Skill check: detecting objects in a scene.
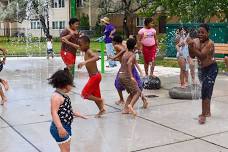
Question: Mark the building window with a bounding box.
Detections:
[59,21,65,29]
[136,17,145,27]
[51,0,65,8]
[52,21,59,29]
[31,21,41,29]
[77,0,84,8]
[52,21,65,29]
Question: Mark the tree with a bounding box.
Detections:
[0,0,27,23]
[97,0,153,37]
[0,0,50,37]
[141,0,228,23]
[79,14,90,30]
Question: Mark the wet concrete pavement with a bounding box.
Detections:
[0,57,228,152]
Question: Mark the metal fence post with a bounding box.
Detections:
[71,0,76,17]
[100,42,105,74]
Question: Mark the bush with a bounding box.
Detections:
[94,22,104,37]
[79,14,90,30]
[157,34,167,59]
[53,37,61,42]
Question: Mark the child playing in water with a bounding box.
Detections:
[110,35,148,109]
[0,47,9,105]
[118,38,141,116]
[187,24,218,124]
[47,35,54,59]
[78,36,106,118]
[49,69,86,152]
[176,27,195,88]
[109,35,126,105]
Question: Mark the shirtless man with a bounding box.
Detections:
[78,36,105,117]
[118,38,141,116]
[187,24,218,124]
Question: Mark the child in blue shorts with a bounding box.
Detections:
[48,69,87,151]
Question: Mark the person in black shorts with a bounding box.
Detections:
[187,24,218,124]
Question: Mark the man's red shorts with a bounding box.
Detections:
[60,50,76,65]
[81,72,102,99]
[142,45,156,64]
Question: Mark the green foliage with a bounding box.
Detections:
[141,0,228,23]
[0,0,27,22]
[1,0,50,37]
[0,36,100,56]
[157,34,167,59]
[94,22,103,37]
[79,14,90,30]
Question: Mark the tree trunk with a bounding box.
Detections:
[129,14,134,36]
[123,14,130,38]
[33,1,50,38]
[39,15,50,37]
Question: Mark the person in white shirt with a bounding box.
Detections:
[47,35,54,59]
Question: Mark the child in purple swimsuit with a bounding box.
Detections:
[111,35,148,108]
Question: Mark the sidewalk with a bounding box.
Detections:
[0,57,228,152]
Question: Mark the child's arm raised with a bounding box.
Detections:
[51,94,68,138]
[175,38,184,55]
[78,50,99,69]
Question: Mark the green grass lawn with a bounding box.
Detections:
[0,41,101,56]
[138,56,227,72]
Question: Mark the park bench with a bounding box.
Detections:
[214,43,228,59]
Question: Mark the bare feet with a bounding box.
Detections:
[206,113,211,117]
[95,109,106,118]
[2,80,9,91]
[1,96,7,105]
[122,108,129,114]
[115,100,125,105]
[149,75,157,78]
[198,115,206,124]
[199,113,211,117]
[185,82,188,87]
[180,85,186,89]
[127,105,137,117]
[142,97,148,109]
[192,80,197,85]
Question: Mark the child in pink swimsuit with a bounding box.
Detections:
[138,18,158,77]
